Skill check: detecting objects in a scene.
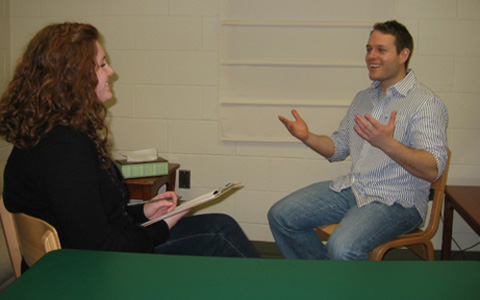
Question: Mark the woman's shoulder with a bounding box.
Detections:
[41,126,92,146]
[33,126,96,160]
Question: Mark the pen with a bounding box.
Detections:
[127,196,182,206]
[213,182,235,195]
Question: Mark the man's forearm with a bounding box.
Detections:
[382,140,438,182]
[303,133,336,159]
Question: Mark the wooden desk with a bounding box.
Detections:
[1,249,479,299]
[441,185,480,260]
[124,163,180,200]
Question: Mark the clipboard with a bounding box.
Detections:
[141,182,242,227]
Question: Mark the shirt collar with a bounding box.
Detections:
[370,69,417,98]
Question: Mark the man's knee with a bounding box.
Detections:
[326,235,369,260]
[268,198,293,226]
[267,201,282,226]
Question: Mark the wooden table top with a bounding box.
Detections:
[445,185,480,235]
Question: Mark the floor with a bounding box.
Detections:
[252,241,480,260]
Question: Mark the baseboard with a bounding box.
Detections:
[253,241,283,259]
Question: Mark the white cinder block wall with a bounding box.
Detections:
[0,0,10,188]
[0,0,479,251]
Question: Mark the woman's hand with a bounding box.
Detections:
[163,209,191,229]
[143,191,178,220]
[143,191,191,229]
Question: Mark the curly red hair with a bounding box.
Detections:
[0,22,110,159]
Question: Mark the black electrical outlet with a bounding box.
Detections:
[179,170,191,189]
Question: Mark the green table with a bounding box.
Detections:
[1,249,479,299]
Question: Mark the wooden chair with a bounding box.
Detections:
[0,197,21,278]
[0,197,61,278]
[315,149,451,261]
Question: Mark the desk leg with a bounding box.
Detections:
[166,171,177,192]
[441,195,454,260]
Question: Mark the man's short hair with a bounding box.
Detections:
[372,20,414,69]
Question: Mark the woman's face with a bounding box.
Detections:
[95,41,115,103]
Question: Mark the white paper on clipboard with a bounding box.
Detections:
[141,182,241,227]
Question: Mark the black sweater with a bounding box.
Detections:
[3,126,169,252]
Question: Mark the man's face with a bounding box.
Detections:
[365,30,409,91]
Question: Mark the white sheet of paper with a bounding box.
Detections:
[141,182,241,227]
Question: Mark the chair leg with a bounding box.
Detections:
[407,244,428,260]
[424,243,435,261]
[369,246,387,261]
[407,242,435,261]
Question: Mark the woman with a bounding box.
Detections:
[0,23,259,258]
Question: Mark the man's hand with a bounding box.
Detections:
[278,109,309,142]
[279,109,335,158]
[354,111,397,150]
[354,110,439,182]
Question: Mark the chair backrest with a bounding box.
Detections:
[0,197,22,278]
[14,212,62,267]
[0,197,61,278]
[422,148,451,238]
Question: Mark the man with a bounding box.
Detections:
[268,20,448,260]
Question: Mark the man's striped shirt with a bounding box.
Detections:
[328,70,448,221]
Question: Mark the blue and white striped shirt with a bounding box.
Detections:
[328,70,448,221]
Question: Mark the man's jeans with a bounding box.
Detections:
[268,181,422,260]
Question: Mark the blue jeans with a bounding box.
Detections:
[268,181,422,260]
[154,214,259,258]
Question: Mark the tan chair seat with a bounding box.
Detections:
[0,197,61,278]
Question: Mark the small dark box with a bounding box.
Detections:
[179,170,191,189]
